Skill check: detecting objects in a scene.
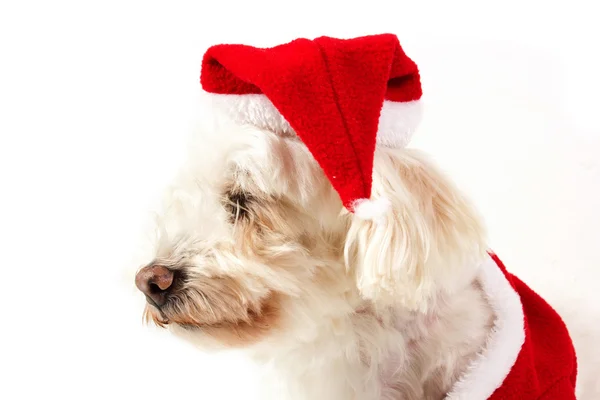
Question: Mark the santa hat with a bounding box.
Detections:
[200,33,423,221]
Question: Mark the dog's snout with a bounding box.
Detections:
[135,265,175,307]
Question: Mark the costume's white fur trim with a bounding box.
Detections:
[207,93,422,149]
[445,254,526,400]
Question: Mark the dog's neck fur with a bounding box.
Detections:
[249,261,494,400]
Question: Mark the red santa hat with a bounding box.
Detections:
[200,33,423,221]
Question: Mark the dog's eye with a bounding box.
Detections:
[223,189,252,222]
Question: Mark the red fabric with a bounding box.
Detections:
[200,34,422,210]
[489,253,577,399]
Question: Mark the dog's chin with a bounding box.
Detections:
[142,292,282,348]
[143,304,171,328]
[143,303,211,330]
[143,305,215,331]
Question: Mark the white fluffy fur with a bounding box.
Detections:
[139,122,525,400]
[352,197,392,223]
[208,93,423,148]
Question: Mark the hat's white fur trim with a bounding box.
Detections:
[445,254,526,399]
[207,93,422,149]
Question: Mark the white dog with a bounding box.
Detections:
[135,34,577,399]
[136,122,499,399]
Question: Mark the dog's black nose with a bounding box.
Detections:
[135,265,174,307]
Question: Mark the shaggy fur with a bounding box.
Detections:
[137,123,494,399]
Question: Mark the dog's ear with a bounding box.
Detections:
[343,149,488,311]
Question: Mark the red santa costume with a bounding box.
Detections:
[200,33,578,399]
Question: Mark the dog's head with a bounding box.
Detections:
[135,125,487,350]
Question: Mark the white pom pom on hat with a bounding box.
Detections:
[352,197,393,225]
[200,33,423,220]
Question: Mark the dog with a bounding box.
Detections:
[135,122,498,399]
[134,32,578,400]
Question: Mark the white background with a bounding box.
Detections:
[1,0,599,398]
